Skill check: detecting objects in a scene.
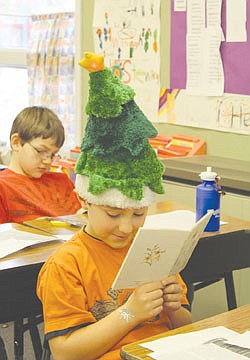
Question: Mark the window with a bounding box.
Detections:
[0,67,28,144]
[0,1,76,154]
[0,11,29,148]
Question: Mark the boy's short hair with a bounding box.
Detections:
[10,106,65,147]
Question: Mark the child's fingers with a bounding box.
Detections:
[140,281,164,292]
[163,282,182,296]
[161,275,179,287]
[163,291,182,303]
[126,284,164,321]
[163,300,181,312]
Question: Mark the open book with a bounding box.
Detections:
[112,210,213,289]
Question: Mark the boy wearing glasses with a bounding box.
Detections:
[0,106,81,223]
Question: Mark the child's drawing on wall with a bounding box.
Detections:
[158,88,179,123]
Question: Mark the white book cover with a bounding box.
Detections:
[112,210,213,289]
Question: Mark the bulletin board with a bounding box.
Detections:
[158,0,250,134]
[171,0,250,94]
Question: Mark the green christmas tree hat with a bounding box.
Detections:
[75,51,165,209]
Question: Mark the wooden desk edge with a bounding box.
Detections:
[121,304,250,360]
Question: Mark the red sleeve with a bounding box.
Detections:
[0,184,8,223]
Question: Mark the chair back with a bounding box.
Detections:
[181,229,250,310]
[42,339,51,360]
[0,336,8,360]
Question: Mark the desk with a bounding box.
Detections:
[0,202,249,358]
[0,216,86,318]
[161,155,250,196]
[1,202,248,271]
[0,213,87,272]
[0,218,84,360]
[148,201,250,234]
[121,304,250,359]
[149,202,250,310]
[1,202,249,301]
[0,202,249,310]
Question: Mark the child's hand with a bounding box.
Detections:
[124,281,164,323]
[161,275,182,313]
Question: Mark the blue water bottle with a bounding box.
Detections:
[196,166,222,232]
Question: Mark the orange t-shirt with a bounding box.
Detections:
[0,169,81,223]
[37,229,190,360]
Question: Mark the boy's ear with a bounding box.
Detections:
[74,190,88,210]
[10,133,22,151]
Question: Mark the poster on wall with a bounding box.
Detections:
[161,90,250,134]
[157,0,250,134]
[93,0,161,122]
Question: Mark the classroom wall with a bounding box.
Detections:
[80,0,250,162]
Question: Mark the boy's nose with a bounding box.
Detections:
[118,220,133,234]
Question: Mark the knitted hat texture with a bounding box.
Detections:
[75,52,165,208]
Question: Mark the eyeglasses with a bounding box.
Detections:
[28,142,60,160]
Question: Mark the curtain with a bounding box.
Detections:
[27,12,75,150]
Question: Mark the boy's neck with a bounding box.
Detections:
[8,157,26,176]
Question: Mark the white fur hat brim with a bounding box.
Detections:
[75,174,156,209]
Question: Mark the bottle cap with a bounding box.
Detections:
[199,166,217,180]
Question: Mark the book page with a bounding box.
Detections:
[144,210,196,230]
[112,227,189,289]
[169,211,212,275]
[112,210,212,289]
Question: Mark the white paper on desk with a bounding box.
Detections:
[112,210,212,289]
[152,343,247,360]
[0,228,57,259]
[225,331,250,349]
[141,326,238,357]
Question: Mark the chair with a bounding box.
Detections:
[0,336,8,360]
[181,229,250,311]
[14,315,43,360]
[0,263,44,360]
[41,339,51,360]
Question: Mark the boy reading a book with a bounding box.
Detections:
[0,106,81,223]
[37,52,192,360]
